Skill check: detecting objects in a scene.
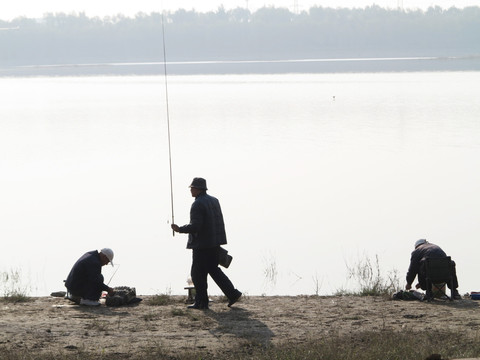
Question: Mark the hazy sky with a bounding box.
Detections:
[1,0,478,20]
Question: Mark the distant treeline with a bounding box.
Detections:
[1,6,479,72]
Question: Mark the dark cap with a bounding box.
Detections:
[189,177,208,190]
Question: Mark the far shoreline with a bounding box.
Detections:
[1,56,480,77]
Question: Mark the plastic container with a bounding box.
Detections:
[470,292,480,300]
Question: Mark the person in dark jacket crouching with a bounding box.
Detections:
[405,239,461,299]
[171,177,242,310]
[65,248,115,306]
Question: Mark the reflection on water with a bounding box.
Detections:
[0,72,479,296]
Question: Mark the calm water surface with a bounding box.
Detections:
[1,72,479,296]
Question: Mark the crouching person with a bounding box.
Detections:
[65,248,115,306]
[405,239,461,299]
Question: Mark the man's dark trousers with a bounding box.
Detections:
[418,260,459,290]
[191,246,236,306]
[69,274,105,301]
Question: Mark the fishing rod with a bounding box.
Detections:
[161,11,175,236]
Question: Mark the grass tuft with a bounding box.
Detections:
[0,293,31,303]
[0,269,31,303]
[336,254,400,296]
[146,293,178,306]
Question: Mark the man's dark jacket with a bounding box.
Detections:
[406,243,447,285]
[178,192,227,249]
[65,250,109,295]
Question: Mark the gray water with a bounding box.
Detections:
[1,72,479,297]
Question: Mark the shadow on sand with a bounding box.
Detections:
[206,307,274,347]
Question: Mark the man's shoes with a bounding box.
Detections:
[187,303,208,310]
[65,292,81,305]
[228,291,242,307]
[80,298,101,306]
[452,291,462,300]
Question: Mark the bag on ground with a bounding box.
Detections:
[106,286,142,306]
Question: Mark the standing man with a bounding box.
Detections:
[405,239,461,299]
[65,248,115,306]
[171,177,242,310]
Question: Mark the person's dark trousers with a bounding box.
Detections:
[418,259,459,291]
[191,246,238,306]
[69,275,104,301]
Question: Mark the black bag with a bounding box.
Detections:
[106,286,142,306]
[218,247,233,268]
[392,290,424,301]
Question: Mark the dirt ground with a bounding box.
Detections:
[1,294,480,358]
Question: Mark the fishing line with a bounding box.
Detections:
[107,264,120,286]
[161,10,175,236]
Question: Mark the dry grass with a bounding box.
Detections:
[145,293,178,306]
[1,329,479,360]
[0,269,31,303]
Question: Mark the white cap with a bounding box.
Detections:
[100,248,114,266]
[414,239,427,249]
